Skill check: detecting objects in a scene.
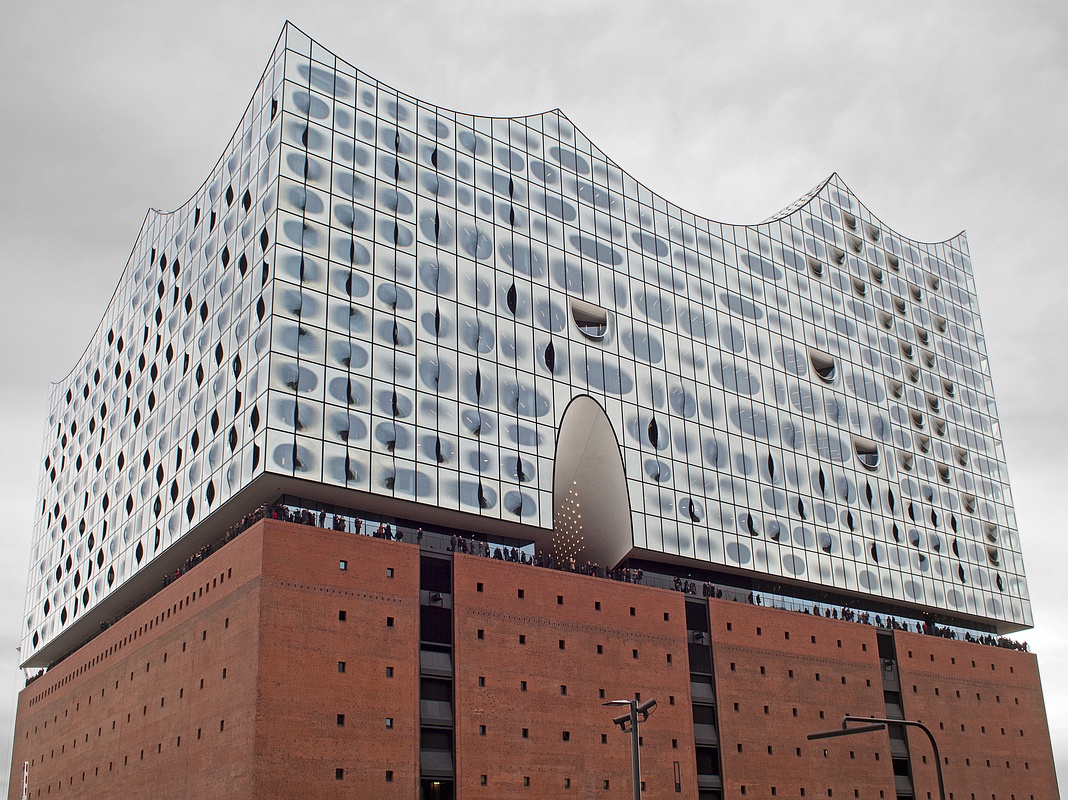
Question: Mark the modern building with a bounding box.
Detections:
[9,22,1057,800]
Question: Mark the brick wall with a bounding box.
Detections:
[895,629,1058,800]
[8,524,1060,800]
[9,524,264,799]
[453,555,696,798]
[711,600,896,799]
[251,519,421,798]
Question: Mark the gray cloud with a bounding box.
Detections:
[1,1,1065,791]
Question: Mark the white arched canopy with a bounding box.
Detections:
[551,396,632,569]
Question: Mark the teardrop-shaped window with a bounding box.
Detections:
[544,341,556,373]
[648,417,659,448]
[507,284,518,315]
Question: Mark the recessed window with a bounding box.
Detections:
[808,256,824,278]
[910,284,923,302]
[899,340,914,361]
[385,718,393,729]
[877,310,893,329]
[386,771,393,783]
[937,464,952,484]
[917,434,931,453]
[338,610,346,621]
[337,714,345,726]
[809,350,837,383]
[336,768,344,781]
[570,298,608,340]
[337,661,346,673]
[851,277,866,297]
[339,560,347,571]
[853,437,880,471]
[870,265,884,284]
[562,731,571,741]
[887,378,904,398]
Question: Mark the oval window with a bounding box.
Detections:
[570,298,608,340]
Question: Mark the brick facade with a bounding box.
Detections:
[9,521,1058,799]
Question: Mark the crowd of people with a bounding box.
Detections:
[31,500,1028,684]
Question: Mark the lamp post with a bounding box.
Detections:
[604,698,657,800]
[808,715,945,800]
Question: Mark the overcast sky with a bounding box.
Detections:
[1,0,1065,793]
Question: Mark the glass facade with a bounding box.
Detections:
[21,23,1029,666]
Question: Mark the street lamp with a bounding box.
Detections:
[808,715,945,800]
[604,698,657,800]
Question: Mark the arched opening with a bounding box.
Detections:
[552,396,632,569]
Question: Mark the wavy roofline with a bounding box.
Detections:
[50,20,970,389]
